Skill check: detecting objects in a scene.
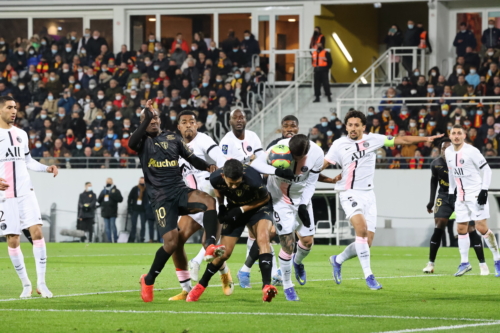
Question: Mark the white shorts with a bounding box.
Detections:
[0,192,42,236]
[339,189,377,233]
[273,200,315,237]
[455,200,490,222]
[177,204,221,228]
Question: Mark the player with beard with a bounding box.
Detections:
[129,100,225,302]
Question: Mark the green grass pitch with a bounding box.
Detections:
[1,243,499,333]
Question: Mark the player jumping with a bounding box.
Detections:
[323,110,443,290]
[187,160,279,302]
[424,138,489,275]
[445,125,500,277]
[0,96,58,298]
[129,100,225,302]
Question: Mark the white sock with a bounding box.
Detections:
[278,249,293,289]
[355,237,372,278]
[293,240,311,265]
[240,264,251,273]
[271,246,278,276]
[336,242,357,264]
[192,246,206,266]
[33,238,47,285]
[246,237,255,258]
[175,270,191,292]
[8,246,31,287]
[482,230,500,261]
[458,233,470,263]
[218,262,229,275]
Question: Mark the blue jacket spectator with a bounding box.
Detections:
[31,141,45,158]
[57,92,76,115]
[465,68,480,88]
[378,87,402,114]
[102,130,118,152]
[453,23,477,56]
[240,31,260,66]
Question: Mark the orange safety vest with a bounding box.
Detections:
[312,49,328,67]
[313,34,324,49]
[419,31,427,49]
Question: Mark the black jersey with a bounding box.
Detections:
[430,157,449,194]
[133,130,196,203]
[210,165,268,207]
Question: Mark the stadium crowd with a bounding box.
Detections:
[0,28,266,168]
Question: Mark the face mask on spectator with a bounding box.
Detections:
[59,113,65,118]
[35,143,42,148]
[86,133,93,138]
[431,72,436,76]
[90,84,98,90]
[65,47,72,53]
[81,49,86,54]
[429,121,436,126]
[233,49,238,52]
[41,41,47,46]
[411,89,417,95]
[447,126,452,130]
[145,84,151,89]
[76,144,83,149]
[367,111,374,116]
[48,95,54,101]
[207,114,214,121]
[442,110,448,116]
[413,71,419,76]
[97,94,104,99]
[115,116,121,120]
[376,154,383,159]
[130,93,137,99]
[123,133,130,138]
[464,121,471,126]
[216,79,222,82]
[419,132,425,136]
[389,125,395,129]
[330,115,336,121]
[427,88,434,93]
[470,69,476,74]
[235,74,241,79]
[40,114,47,119]
[29,135,35,139]
[114,142,121,148]
[19,85,25,90]
[136,112,141,117]
[29,50,35,55]
[336,124,342,129]
[409,122,416,127]
[18,51,24,55]
[51,49,57,54]
[401,111,408,116]
[170,116,176,121]
[95,142,101,148]
[488,51,494,56]
[154,65,160,71]
[181,104,187,108]
[75,84,81,90]
[202,82,209,87]
[49,77,55,81]
[107,134,113,139]
[326,130,333,136]
[106,105,113,112]
[132,69,139,74]
[456,68,463,74]
[145,61,152,66]
[46,133,52,137]
[96,115,103,120]
[191,46,197,51]
[477,110,483,115]
[33,77,39,82]
[321,121,328,127]
[115,95,122,101]
[62,69,69,73]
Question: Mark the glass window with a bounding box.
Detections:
[0,19,28,46]
[33,18,83,44]
[161,14,213,53]
[275,15,299,81]
[456,13,482,51]
[130,15,156,52]
[488,12,500,28]
[258,15,270,51]
[218,13,251,48]
[90,19,113,51]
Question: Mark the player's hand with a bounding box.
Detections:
[477,190,488,205]
[275,168,294,180]
[298,204,311,228]
[217,205,228,222]
[144,99,155,118]
[0,178,9,191]
[448,193,456,205]
[207,164,217,173]
[46,165,58,177]
[333,173,342,184]
[222,207,244,224]
[426,202,433,214]
[426,133,444,142]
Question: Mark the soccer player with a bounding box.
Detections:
[0,96,58,298]
[129,100,225,302]
[424,138,488,275]
[323,110,443,290]
[251,134,325,301]
[445,124,500,277]
[169,110,228,301]
[187,160,279,302]
[238,115,337,288]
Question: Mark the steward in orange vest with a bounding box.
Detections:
[312,43,332,102]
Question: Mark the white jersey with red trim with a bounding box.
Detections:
[179,132,226,195]
[325,133,389,191]
[265,138,324,206]
[219,130,264,165]
[445,143,487,202]
[0,126,47,200]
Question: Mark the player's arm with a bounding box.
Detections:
[250,149,295,180]
[206,139,227,168]
[25,152,58,177]
[128,99,154,152]
[318,173,342,184]
[427,165,439,213]
[322,142,339,170]
[179,135,213,171]
[472,150,492,205]
[394,133,444,145]
[213,188,228,221]
[224,187,270,223]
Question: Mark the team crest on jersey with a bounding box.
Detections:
[363,142,369,148]
[387,136,393,140]
[222,145,228,154]
[247,146,253,152]
[166,135,176,140]
[236,190,243,197]
[0,223,6,230]
[16,136,22,143]
[352,202,358,208]
[301,166,309,172]
[276,223,282,231]
[460,159,465,164]
[155,142,169,150]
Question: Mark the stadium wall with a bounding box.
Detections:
[29,169,500,245]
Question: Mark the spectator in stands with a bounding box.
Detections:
[240,30,260,67]
[311,42,332,103]
[384,24,403,78]
[466,65,480,88]
[97,178,123,243]
[368,117,384,134]
[486,63,499,87]
[314,117,332,135]
[217,82,234,105]
[32,140,45,158]
[453,22,477,57]
[415,75,427,96]
[40,150,57,166]
[452,74,468,96]
[86,30,108,61]
[396,77,411,97]
[402,20,420,75]
[464,46,480,71]
[308,127,327,152]
[482,19,500,50]
[309,26,325,50]
[379,87,401,114]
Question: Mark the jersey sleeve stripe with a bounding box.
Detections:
[254,148,263,153]
[25,152,29,155]
[206,144,218,154]
[310,169,321,173]
[480,162,488,169]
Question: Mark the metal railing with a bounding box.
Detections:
[325,157,500,169]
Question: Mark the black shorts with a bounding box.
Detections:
[221,201,274,238]
[434,193,454,219]
[152,187,194,237]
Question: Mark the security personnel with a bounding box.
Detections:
[453,22,477,57]
[309,26,325,50]
[312,43,332,103]
[77,182,97,242]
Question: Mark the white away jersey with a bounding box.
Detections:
[219,130,264,165]
[179,132,226,194]
[445,143,487,201]
[325,133,392,191]
[0,127,46,200]
[265,138,324,205]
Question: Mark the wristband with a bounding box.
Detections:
[240,207,245,213]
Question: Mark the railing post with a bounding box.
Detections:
[420,48,425,76]
[387,49,392,83]
[295,82,299,113]
[354,82,358,110]
[412,48,417,72]
[371,69,375,98]
[260,113,264,140]
[336,98,341,121]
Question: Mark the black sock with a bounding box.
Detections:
[469,231,485,263]
[145,246,171,285]
[429,228,444,262]
[203,210,218,247]
[244,241,260,268]
[89,230,93,243]
[199,262,223,288]
[259,253,273,288]
[22,229,33,245]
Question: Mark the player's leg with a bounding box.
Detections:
[424,218,448,273]
[252,218,278,302]
[139,211,146,243]
[474,215,500,276]
[6,233,32,298]
[293,202,315,286]
[129,210,138,243]
[454,201,473,276]
[468,222,489,275]
[169,215,202,300]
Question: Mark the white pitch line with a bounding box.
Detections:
[0,308,496,323]
[0,252,197,259]
[377,320,500,332]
